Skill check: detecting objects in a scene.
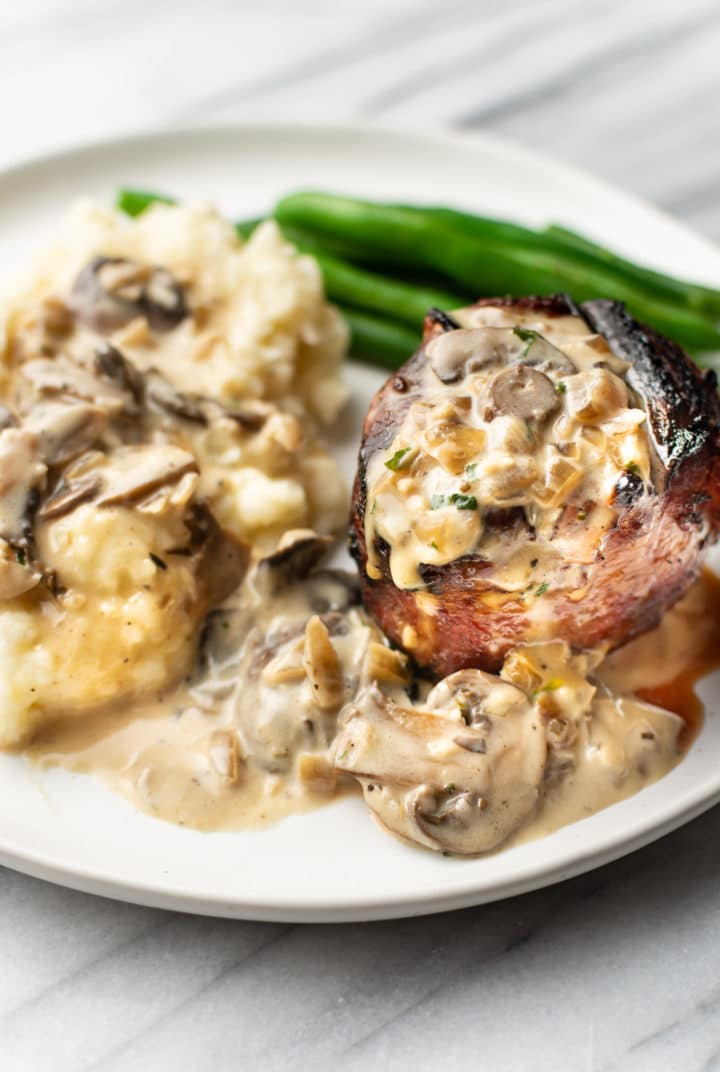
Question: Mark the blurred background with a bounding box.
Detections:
[5,0,720,237]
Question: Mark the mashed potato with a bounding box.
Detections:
[0,202,350,744]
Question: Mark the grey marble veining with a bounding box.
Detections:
[2,1,720,1069]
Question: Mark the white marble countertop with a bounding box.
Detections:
[3,1,720,1068]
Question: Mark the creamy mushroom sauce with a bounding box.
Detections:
[1,206,718,856]
[25,561,720,850]
[365,306,652,595]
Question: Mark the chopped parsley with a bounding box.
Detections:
[15,548,27,566]
[556,381,567,394]
[513,326,539,344]
[464,462,478,480]
[444,783,456,794]
[625,461,641,476]
[385,447,411,471]
[513,325,539,359]
[431,492,478,511]
[535,581,549,596]
[430,540,439,551]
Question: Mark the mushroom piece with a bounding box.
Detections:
[333,669,546,854]
[19,356,133,417]
[71,256,187,333]
[144,370,208,425]
[24,401,109,467]
[37,473,102,522]
[511,329,577,374]
[182,504,250,610]
[489,365,559,421]
[425,325,576,384]
[0,428,49,596]
[0,427,46,544]
[426,327,524,384]
[93,342,144,412]
[95,445,199,508]
[255,529,334,595]
[38,444,199,521]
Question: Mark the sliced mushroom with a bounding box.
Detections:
[224,400,275,433]
[426,325,576,384]
[0,427,46,544]
[255,529,333,595]
[19,356,132,417]
[24,401,109,467]
[144,370,207,425]
[512,330,576,374]
[94,445,199,508]
[333,671,546,854]
[71,256,187,333]
[38,473,103,521]
[489,365,559,421]
[93,342,144,412]
[185,504,250,609]
[426,327,523,384]
[36,444,199,521]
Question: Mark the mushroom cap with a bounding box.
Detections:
[333,669,546,855]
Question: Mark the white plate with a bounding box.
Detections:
[1,123,719,922]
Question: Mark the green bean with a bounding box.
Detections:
[342,308,420,369]
[544,223,720,319]
[275,192,720,352]
[301,250,462,329]
[115,188,177,216]
[394,203,720,319]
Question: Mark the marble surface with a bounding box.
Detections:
[3,1,720,1068]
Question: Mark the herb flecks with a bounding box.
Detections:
[625,461,641,476]
[465,462,478,480]
[513,325,539,359]
[535,581,549,596]
[556,381,567,394]
[385,447,411,471]
[431,492,478,511]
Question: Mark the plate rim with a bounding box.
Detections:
[1,119,720,922]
